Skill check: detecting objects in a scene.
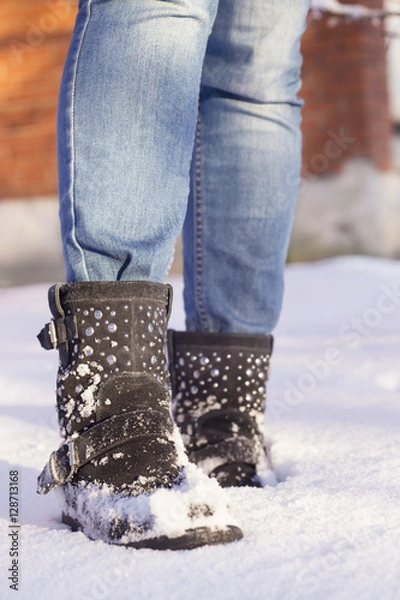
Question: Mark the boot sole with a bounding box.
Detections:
[62,512,243,550]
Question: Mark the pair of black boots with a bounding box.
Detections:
[37,281,273,550]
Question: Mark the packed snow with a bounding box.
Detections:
[1,256,400,599]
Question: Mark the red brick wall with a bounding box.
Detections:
[0,1,78,198]
[0,0,393,199]
[301,0,392,177]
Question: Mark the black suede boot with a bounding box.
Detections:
[168,331,273,487]
[37,282,242,549]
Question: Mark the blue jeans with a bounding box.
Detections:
[58,0,310,334]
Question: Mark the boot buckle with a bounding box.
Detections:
[37,439,79,495]
[65,439,78,481]
[37,316,78,350]
[48,320,58,348]
[48,438,79,484]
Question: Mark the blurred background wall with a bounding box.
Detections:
[0,0,77,285]
[0,0,400,285]
[289,0,400,261]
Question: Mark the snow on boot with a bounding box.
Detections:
[37,282,242,549]
[168,331,273,487]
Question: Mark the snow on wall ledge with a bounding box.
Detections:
[289,149,400,262]
[0,198,64,287]
[311,0,387,17]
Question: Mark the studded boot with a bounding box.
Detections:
[37,282,242,549]
[168,331,273,487]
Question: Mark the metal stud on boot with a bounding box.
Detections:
[37,282,242,549]
[168,331,273,487]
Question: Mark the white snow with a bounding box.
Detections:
[311,0,384,17]
[55,460,239,547]
[1,256,400,599]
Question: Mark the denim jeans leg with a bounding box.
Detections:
[183,0,311,334]
[58,0,218,282]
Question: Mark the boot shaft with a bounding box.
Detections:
[168,331,273,451]
[40,281,172,437]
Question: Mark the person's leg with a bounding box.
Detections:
[171,0,310,486]
[38,0,243,549]
[58,0,218,283]
[183,0,311,334]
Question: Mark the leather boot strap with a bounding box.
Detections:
[37,409,172,495]
[189,436,263,468]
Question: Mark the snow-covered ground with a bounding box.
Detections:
[1,256,400,600]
